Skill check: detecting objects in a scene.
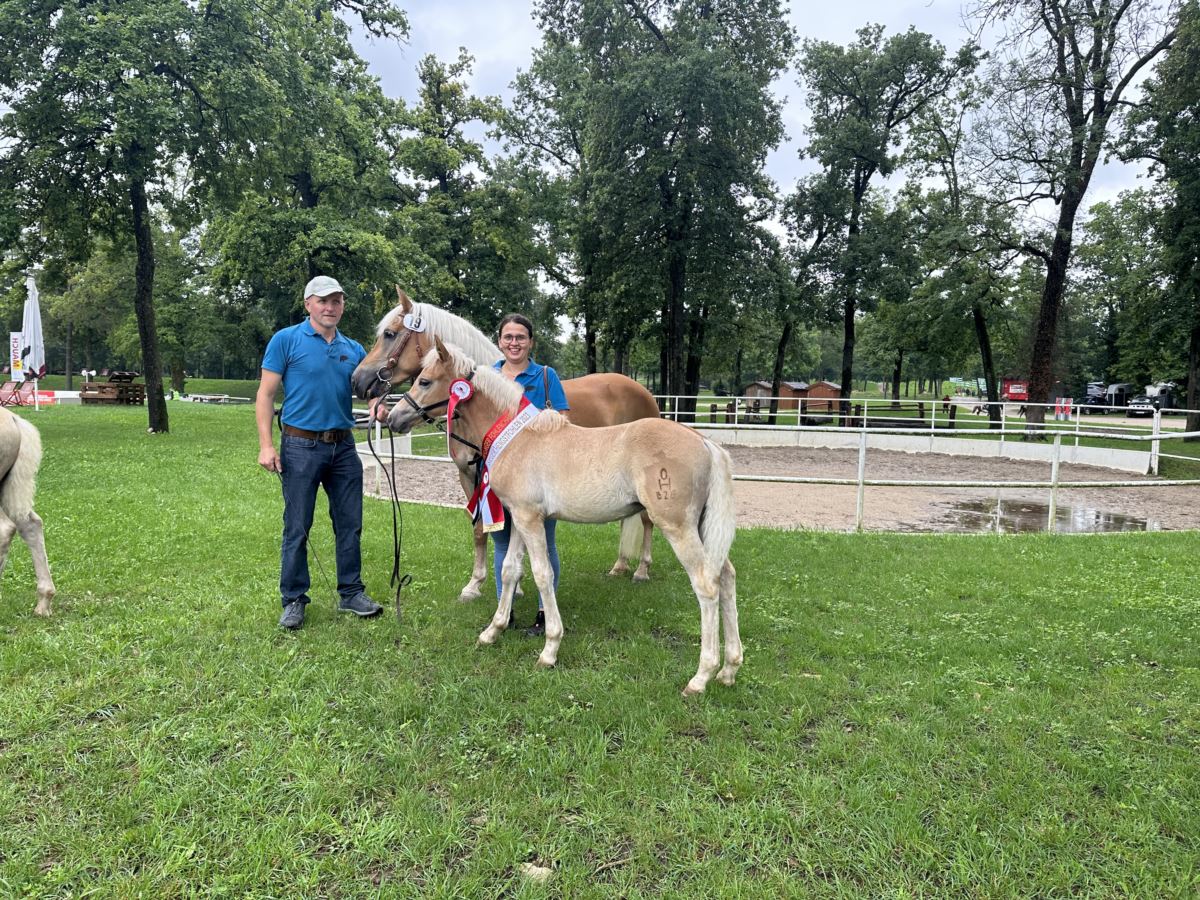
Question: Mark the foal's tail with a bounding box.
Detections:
[0,414,43,519]
[698,439,736,574]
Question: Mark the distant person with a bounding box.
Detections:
[256,275,382,630]
[491,313,569,637]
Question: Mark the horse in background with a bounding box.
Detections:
[0,408,55,615]
[352,289,661,600]
[390,339,741,696]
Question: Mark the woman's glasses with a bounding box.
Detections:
[500,335,530,344]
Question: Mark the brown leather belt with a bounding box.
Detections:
[281,424,353,443]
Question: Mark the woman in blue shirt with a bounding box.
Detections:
[493,313,569,636]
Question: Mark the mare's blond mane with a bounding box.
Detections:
[378,301,502,364]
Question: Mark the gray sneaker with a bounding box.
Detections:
[279,600,306,630]
[339,594,383,617]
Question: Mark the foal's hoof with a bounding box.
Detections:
[477,629,498,647]
[682,678,708,697]
[632,569,651,583]
[606,563,630,578]
[458,586,482,603]
[535,655,556,669]
[716,667,738,687]
[34,604,52,617]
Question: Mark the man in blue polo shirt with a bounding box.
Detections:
[256,275,382,629]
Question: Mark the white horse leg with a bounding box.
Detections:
[609,512,653,582]
[458,517,488,602]
[12,511,54,617]
[0,509,16,581]
[716,560,742,686]
[632,511,653,582]
[661,526,722,696]
[511,512,563,669]
[478,527,524,646]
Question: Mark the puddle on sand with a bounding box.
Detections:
[936,499,1161,534]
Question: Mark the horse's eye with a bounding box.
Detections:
[418,378,432,388]
[383,330,396,341]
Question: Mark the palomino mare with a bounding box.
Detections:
[351,290,661,600]
[389,339,741,696]
[0,408,54,615]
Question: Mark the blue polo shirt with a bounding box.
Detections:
[262,320,366,431]
[492,359,570,411]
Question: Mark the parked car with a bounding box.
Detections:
[1075,395,1109,414]
[1127,395,1156,417]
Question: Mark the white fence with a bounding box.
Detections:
[356,396,1200,533]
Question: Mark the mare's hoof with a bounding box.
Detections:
[536,656,556,669]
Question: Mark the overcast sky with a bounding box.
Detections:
[352,0,1146,207]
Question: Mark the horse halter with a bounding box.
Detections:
[372,314,427,393]
[398,371,483,459]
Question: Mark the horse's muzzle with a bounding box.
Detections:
[351,368,387,400]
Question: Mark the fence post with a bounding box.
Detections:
[999,403,1006,452]
[855,427,867,532]
[1047,433,1062,532]
[1150,409,1161,475]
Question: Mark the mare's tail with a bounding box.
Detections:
[0,415,42,519]
[698,440,736,574]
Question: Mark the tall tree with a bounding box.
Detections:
[795,25,977,407]
[0,0,405,431]
[969,0,1178,427]
[533,0,793,412]
[1125,0,1200,436]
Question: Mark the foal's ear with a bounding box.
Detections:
[435,335,451,363]
[395,286,412,315]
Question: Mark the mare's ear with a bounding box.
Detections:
[395,286,412,315]
[435,335,451,364]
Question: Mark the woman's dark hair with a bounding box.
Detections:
[497,313,535,342]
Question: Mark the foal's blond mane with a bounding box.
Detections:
[425,344,567,433]
[378,301,502,365]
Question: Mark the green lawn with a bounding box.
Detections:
[0,403,1197,896]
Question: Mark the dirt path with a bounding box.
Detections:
[363,444,1200,532]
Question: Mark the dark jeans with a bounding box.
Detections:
[279,433,365,606]
[492,515,559,609]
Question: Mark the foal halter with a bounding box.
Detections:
[398,372,484,459]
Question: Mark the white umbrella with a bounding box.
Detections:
[21,275,46,410]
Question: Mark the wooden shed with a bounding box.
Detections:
[741,380,814,411]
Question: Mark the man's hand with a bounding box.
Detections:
[368,396,389,423]
[259,447,282,473]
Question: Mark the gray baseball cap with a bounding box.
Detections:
[303,275,344,298]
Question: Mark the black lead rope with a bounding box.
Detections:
[365,417,412,622]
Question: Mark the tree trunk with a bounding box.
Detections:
[129,164,169,433]
[1026,189,1085,431]
[890,349,903,407]
[1186,310,1199,442]
[64,322,73,391]
[584,318,598,374]
[769,319,794,425]
[681,305,706,422]
[972,302,1002,429]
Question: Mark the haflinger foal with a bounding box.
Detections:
[389,338,741,696]
[0,407,54,615]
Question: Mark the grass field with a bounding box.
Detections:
[1,403,1198,896]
